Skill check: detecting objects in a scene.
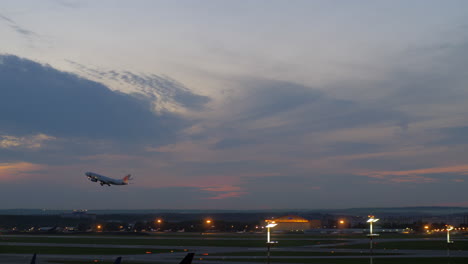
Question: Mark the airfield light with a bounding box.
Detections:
[339,220,345,224]
[265,222,278,264]
[266,222,277,243]
[367,216,379,235]
[157,219,162,224]
[206,219,212,224]
[367,215,379,264]
[447,225,454,243]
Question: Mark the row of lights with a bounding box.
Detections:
[425,226,465,232]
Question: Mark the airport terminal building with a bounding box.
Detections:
[266,215,321,231]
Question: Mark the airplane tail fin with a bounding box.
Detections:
[123,174,132,184]
[113,257,122,264]
[30,253,37,264]
[179,253,195,264]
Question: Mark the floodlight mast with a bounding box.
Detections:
[447,225,454,243]
[266,223,277,243]
[265,222,278,264]
[446,225,454,258]
[367,216,379,235]
[367,215,380,264]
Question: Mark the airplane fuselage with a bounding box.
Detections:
[85,172,130,186]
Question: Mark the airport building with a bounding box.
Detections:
[265,215,321,231]
[60,210,96,220]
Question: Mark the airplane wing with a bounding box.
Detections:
[30,253,37,264]
[179,253,195,264]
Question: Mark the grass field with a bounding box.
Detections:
[1,233,467,264]
[49,261,161,264]
[0,236,346,247]
[331,240,468,250]
[202,257,468,263]
[0,245,180,255]
[208,251,401,256]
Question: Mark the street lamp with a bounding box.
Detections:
[265,222,278,264]
[367,216,380,264]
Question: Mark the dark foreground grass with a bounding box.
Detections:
[0,245,180,255]
[203,257,468,264]
[0,236,344,247]
[49,261,159,264]
[209,251,400,256]
[332,240,468,251]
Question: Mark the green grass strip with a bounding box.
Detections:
[0,237,344,247]
[209,251,400,256]
[0,245,180,255]
[203,257,468,264]
[331,240,468,250]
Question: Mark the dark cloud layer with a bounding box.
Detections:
[214,79,410,145]
[0,55,188,146]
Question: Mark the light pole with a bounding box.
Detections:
[265,222,277,264]
[367,216,380,264]
[446,225,454,258]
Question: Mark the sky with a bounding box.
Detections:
[1,0,468,210]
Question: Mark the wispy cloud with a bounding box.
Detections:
[0,13,39,42]
[357,164,468,184]
[200,185,247,200]
[66,60,210,115]
[0,162,44,181]
[359,164,468,178]
[53,0,83,9]
[0,133,55,150]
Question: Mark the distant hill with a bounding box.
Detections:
[1,207,468,216]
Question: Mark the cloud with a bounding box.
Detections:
[67,60,210,115]
[359,164,468,178]
[0,133,55,150]
[200,185,247,200]
[433,126,468,145]
[53,0,84,9]
[0,162,44,181]
[0,55,192,148]
[205,78,411,142]
[357,164,468,184]
[0,13,39,42]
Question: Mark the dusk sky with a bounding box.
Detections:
[1,0,468,210]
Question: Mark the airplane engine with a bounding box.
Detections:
[90,178,98,182]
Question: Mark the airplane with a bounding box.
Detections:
[85,171,132,186]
